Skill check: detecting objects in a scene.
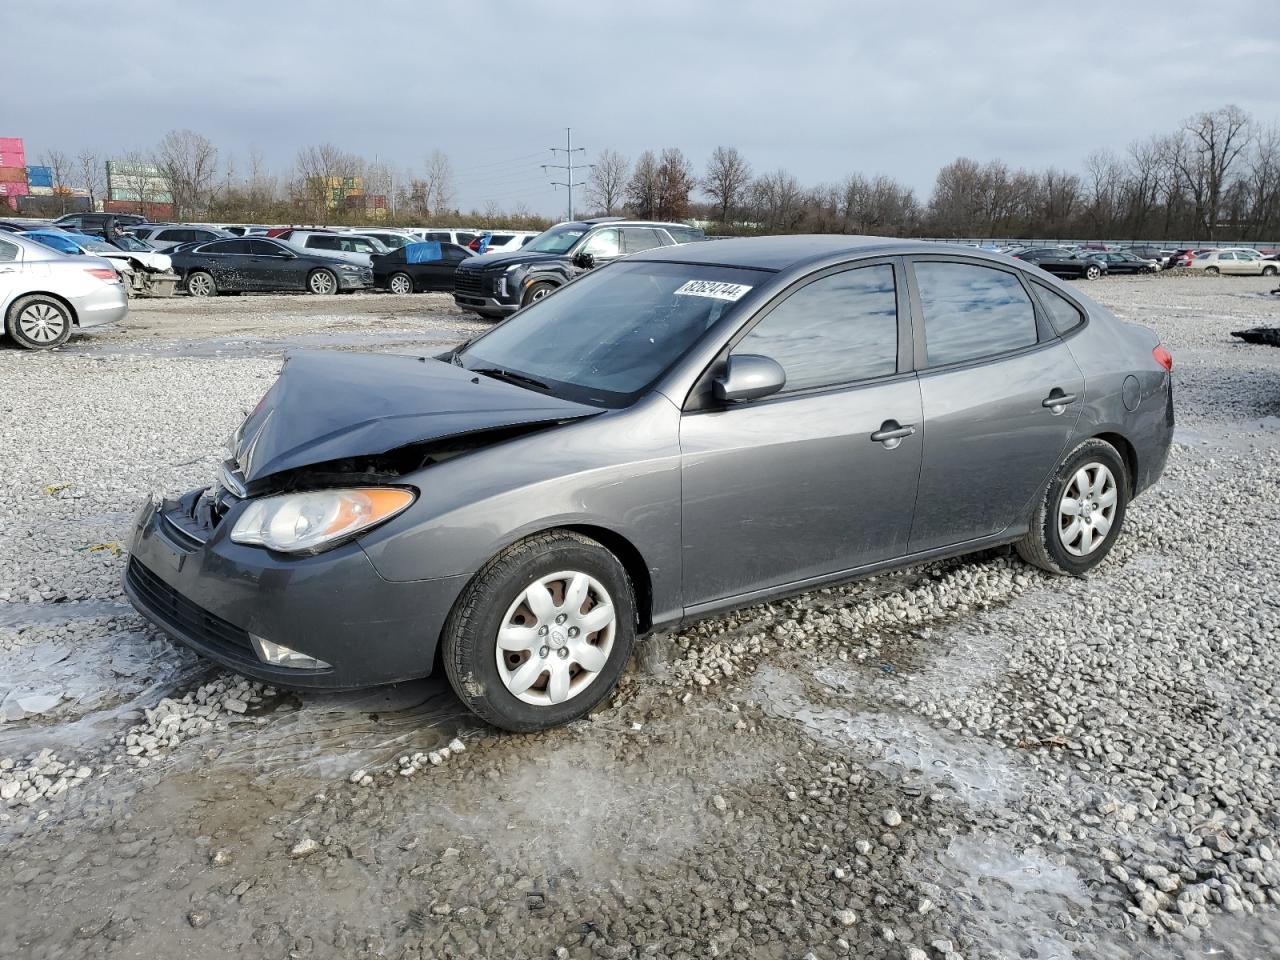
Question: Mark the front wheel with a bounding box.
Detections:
[389,272,413,295]
[186,271,217,297]
[1017,438,1129,576]
[307,269,337,295]
[1084,264,1101,280]
[521,281,555,308]
[442,531,637,731]
[5,295,73,349]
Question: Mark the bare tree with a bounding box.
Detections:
[423,150,454,215]
[586,149,629,215]
[702,146,752,225]
[39,149,73,214]
[1083,149,1124,235]
[1245,122,1280,240]
[75,150,104,212]
[655,148,695,220]
[294,143,358,222]
[625,151,661,219]
[153,129,219,220]
[1174,105,1252,238]
[928,157,984,235]
[750,169,805,231]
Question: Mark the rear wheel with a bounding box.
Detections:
[389,272,413,295]
[442,531,637,732]
[5,295,73,349]
[1262,265,1278,277]
[1017,438,1128,576]
[521,281,555,308]
[307,269,337,295]
[186,271,217,297]
[1205,266,1220,275]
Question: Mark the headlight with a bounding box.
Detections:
[230,487,415,554]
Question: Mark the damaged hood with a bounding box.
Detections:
[232,351,602,482]
[108,250,172,273]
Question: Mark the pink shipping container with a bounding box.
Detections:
[0,153,26,169]
[0,138,24,153]
[0,182,30,197]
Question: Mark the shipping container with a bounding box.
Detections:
[0,137,24,153]
[0,165,27,183]
[0,182,30,196]
[17,194,92,215]
[26,165,53,187]
[104,198,174,219]
[28,185,54,196]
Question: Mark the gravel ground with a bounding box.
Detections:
[0,278,1277,959]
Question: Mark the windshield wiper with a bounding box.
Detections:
[469,366,551,392]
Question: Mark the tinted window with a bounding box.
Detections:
[581,229,620,257]
[442,244,468,261]
[248,240,284,255]
[622,228,665,254]
[488,234,514,245]
[735,264,899,391]
[0,238,17,262]
[201,239,251,254]
[915,261,1038,366]
[664,226,704,243]
[1032,281,1085,335]
[307,235,339,250]
[423,232,450,242]
[346,238,377,253]
[156,230,183,242]
[456,233,477,246]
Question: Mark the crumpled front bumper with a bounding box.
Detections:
[123,491,466,690]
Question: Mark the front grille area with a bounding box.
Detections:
[127,558,256,662]
[454,270,485,296]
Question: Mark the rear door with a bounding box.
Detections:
[904,257,1085,553]
[680,259,923,606]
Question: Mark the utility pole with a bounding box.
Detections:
[543,127,587,221]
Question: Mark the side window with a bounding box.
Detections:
[203,240,251,254]
[1032,281,1085,335]
[424,232,449,242]
[156,230,179,242]
[581,229,620,258]
[622,228,664,254]
[0,238,19,261]
[248,240,282,255]
[308,236,338,250]
[915,261,1038,366]
[489,234,513,245]
[456,233,477,246]
[734,264,899,392]
[1219,252,1235,261]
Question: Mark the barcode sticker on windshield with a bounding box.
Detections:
[673,280,752,301]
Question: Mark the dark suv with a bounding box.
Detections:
[453,217,703,318]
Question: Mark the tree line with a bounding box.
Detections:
[27,104,1280,240]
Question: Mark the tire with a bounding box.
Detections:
[5,295,73,350]
[1017,438,1129,577]
[521,281,555,308]
[307,269,337,295]
[185,271,217,297]
[442,531,637,732]
[1205,266,1219,275]
[389,272,414,295]
[1262,265,1278,277]
[1084,264,1101,280]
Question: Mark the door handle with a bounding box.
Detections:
[1041,390,1077,415]
[870,420,916,450]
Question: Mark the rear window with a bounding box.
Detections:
[915,261,1038,367]
[423,232,450,242]
[1032,281,1086,335]
[0,237,18,262]
[488,234,513,244]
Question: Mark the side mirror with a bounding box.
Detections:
[713,354,786,404]
[573,251,595,270]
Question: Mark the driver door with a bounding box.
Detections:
[679,260,922,608]
[571,228,621,277]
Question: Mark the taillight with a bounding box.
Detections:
[1153,345,1173,371]
[86,268,119,283]
[468,239,481,250]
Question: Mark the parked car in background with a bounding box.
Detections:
[280,230,379,267]
[54,212,147,232]
[0,231,128,349]
[1163,248,1202,269]
[414,228,481,247]
[168,237,372,296]
[467,231,540,255]
[1129,245,1168,261]
[1012,248,1108,280]
[132,224,233,250]
[1189,250,1279,276]
[372,241,475,293]
[124,236,1173,731]
[453,218,694,317]
[1087,251,1159,274]
[349,230,417,251]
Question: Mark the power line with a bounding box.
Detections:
[543,128,587,220]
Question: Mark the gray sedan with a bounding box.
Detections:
[125,237,1174,731]
[1,232,129,349]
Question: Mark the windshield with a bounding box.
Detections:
[77,237,118,253]
[522,223,588,255]
[111,234,151,251]
[458,260,766,406]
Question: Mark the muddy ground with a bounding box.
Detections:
[1,278,1278,960]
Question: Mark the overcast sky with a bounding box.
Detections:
[7,1,1278,217]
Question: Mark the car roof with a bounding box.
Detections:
[626,234,990,271]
